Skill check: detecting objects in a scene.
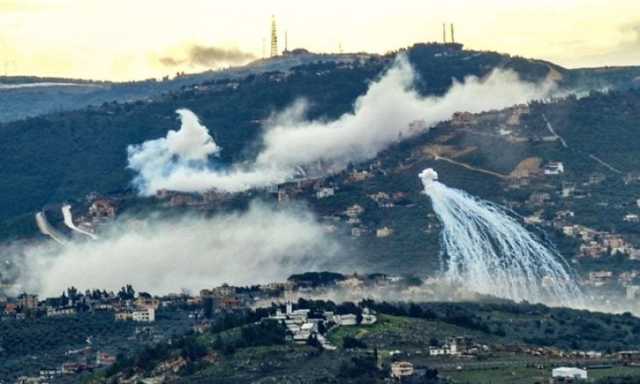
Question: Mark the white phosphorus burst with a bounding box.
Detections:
[419,168,584,306]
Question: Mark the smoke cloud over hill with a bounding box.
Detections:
[128,55,557,195]
[159,45,255,68]
[13,203,341,297]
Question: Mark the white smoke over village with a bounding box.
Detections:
[8,55,571,306]
[127,55,558,195]
[13,202,341,297]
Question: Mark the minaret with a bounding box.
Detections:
[270,15,279,57]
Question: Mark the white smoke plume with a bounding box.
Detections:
[14,202,341,297]
[128,109,222,193]
[128,55,557,195]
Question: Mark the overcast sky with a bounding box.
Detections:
[1,0,639,81]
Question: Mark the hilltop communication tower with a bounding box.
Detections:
[442,23,456,44]
[270,15,279,57]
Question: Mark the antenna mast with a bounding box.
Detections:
[442,23,447,44]
[284,31,288,52]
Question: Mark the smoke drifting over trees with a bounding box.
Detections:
[129,55,557,195]
[159,45,255,68]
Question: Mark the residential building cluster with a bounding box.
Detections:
[266,301,377,349]
[16,347,116,383]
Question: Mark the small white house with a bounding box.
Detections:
[132,307,155,322]
[544,162,565,175]
[335,314,358,326]
[552,367,587,381]
[316,188,335,199]
[361,308,377,325]
[390,361,415,379]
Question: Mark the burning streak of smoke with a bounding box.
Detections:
[35,211,67,246]
[419,168,584,307]
[62,205,98,240]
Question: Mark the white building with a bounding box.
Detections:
[351,227,365,237]
[428,338,462,357]
[117,307,155,322]
[376,227,394,238]
[390,361,415,379]
[361,308,377,325]
[544,162,565,175]
[552,367,587,381]
[293,322,316,344]
[132,307,155,322]
[345,204,364,218]
[335,314,358,326]
[316,188,335,199]
[47,307,76,317]
[562,225,577,237]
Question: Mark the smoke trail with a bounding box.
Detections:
[16,202,341,297]
[35,211,67,246]
[62,205,98,240]
[419,168,584,306]
[128,55,557,195]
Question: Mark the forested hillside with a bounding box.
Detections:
[0,43,564,240]
[0,52,359,123]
